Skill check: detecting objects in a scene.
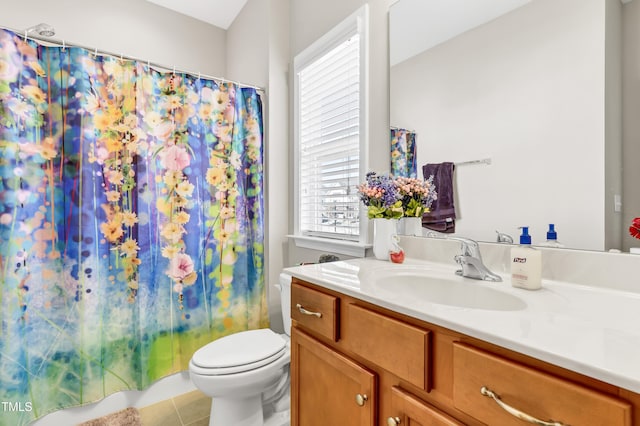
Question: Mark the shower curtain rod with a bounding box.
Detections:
[0,24,266,92]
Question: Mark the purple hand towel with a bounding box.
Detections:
[422,162,456,233]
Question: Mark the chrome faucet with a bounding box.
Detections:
[449,237,502,282]
[425,232,502,281]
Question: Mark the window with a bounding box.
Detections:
[293,5,369,252]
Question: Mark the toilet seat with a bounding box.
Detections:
[191,329,287,376]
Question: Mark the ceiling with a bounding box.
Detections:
[146,0,248,29]
[389,0,531,66]
[149,0,634,51]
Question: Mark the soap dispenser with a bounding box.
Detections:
[539,224,564,248]
[510,227,542,290]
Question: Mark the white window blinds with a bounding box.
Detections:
[298,34,361,240]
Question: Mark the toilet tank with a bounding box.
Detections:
[278,273,292,336]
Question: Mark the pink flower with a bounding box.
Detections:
[160,145,191,171]
[168,253,194,280]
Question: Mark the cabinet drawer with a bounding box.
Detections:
[344,304,430,390]
[453,343,632,426]
[389,386,464,426]
[291,282,339,341]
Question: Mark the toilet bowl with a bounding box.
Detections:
[189,273,292,426]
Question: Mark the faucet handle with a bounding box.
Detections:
[496,230,514,244]
[448,236,481,258]
[427,233,485,260]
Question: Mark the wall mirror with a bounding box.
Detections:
[389,0,640,252]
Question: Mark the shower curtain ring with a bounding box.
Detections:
[24,30,28,42]
[62,40,66,51]
[172,65,176,75]
[94,47,98,58]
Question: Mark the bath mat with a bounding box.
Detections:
[78,407,142,426]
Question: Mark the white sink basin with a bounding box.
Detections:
[360,264,526,311]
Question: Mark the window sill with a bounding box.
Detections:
[288,235,371,258]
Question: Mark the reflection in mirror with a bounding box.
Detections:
[389,0,640,252]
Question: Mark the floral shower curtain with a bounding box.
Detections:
[390,127,417,178]
[0,29,267,425]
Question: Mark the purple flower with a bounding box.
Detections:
[358,172,401,208]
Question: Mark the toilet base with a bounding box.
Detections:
[210,395,263,426]
[207,374,290,426]
[264,409,290,426]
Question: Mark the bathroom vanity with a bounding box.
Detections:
[285,257,640,426]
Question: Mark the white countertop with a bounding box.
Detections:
[284,257,640,393]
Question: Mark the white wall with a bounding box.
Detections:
[1,0,227,76]
[390,0,608,250]
[265,0,291,331]
[226,0,269,88]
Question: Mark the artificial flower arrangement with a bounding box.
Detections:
[357,172,437,219]
[630,217,640,239]
[357,172,404,219]
[395,175,437,217]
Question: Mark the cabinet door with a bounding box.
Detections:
[386,387,465,426]
[291,327,376,426]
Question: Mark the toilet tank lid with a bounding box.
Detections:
[192,329,286,369]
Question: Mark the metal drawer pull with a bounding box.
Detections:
[296,303,322,318]
[480,387,566,426]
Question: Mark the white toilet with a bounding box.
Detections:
[189,273,292,426]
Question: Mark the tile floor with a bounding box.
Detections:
[138,390,211,426]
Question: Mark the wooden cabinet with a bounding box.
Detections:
[290,327,376,426]
[290,277,640,426]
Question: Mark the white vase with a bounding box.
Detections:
[373,218,399,260]
[399,217,423,237]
